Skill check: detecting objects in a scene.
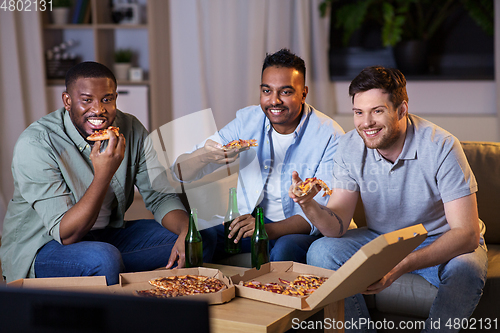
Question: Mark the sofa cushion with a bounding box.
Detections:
[374,273,437,318]
[461,141,500,244]
[373,244,500,318]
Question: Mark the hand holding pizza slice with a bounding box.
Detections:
[222,139,258,151]
[291,176,332,198]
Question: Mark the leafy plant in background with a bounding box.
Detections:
[114,49,133,63]
[319,0,493,47]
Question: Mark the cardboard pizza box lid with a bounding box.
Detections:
[115,266,235,304]
[231,224,427,310]
[8,276,110,293]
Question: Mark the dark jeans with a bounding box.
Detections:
[34,219,215,285]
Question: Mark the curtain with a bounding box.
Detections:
[168,0,335,131]
[0,11,47,234]
[0,0,333,234]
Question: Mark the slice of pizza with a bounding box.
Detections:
[87,126,120,141]
[292,177,332,197]
[222,139,258,151]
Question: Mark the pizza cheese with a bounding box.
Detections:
[135,275,226,298]
[242,274,327,297]
[292,177,332,197]
[87,126,120,141]
[222,139,258,151]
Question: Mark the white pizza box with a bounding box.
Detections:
[231,224,427,311]
[8,276,110,293]
[114,266,235,305]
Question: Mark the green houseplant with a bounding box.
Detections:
[114,49,133,64]
[114,49,134,80]
[320,0,493,74]
[51,0,73,24]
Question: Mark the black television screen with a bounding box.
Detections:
[0,286,210,333]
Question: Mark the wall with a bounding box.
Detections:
[331,81,498,142]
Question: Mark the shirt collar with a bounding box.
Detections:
[372,116,417,162]
[63,108,90,153]
[263,103,311,138]
[399,116,417,160]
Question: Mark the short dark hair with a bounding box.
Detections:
[349,66,408,108]
[262,48,306,82]
[65,61,117,92]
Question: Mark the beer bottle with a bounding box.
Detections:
[224,187,242,254]
[185,208,203,268]
[251,207,270,269]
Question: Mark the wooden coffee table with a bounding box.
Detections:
[205,263,345,333]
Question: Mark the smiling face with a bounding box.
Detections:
[260,66,308,134]
[63,77,117,142]
[353,88,408,162]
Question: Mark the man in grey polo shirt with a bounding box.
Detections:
[290,66,487,332]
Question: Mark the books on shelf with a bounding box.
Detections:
[71,0,90,24]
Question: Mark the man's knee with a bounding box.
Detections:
[306,237,359,270]
[270,235,299,262]
[307,238,337,269]
[80,242,124,281]
[441,253,487,289]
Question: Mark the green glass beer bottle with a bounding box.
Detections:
[185,208,203,268]
[251,207,269,269]
[224,187,242,254]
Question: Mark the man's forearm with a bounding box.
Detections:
[264,215,311,239]
[173,151,209,182]
[298,200,345,237]
[161,209,190,236]
[59,178,111,244]
[397,227,479,274]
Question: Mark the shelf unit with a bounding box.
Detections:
[39,0,172,131]
[41,0,149,85]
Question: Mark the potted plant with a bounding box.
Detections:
[51,0,73,25]
[114,49,133,80]
[320,0,493,74]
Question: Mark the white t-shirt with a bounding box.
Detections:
[260,128,294,222]
[92,186,116,230]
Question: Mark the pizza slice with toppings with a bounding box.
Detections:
[222,139,258,151]
[87,126,120,141]
[292,177,332,197]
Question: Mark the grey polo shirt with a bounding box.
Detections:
[333,114,477,236]
[0,108,185,282]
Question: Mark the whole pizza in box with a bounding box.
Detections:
[116,267,235,304]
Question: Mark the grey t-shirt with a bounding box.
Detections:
[333,114,477,236]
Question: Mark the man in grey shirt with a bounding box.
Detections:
[290,66,487,332]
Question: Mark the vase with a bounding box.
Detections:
[393,40,428,75]
[51,8,71,25]
[113,63,132,81]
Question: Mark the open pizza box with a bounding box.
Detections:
[231,224,427,311]
[112,266,235,305]
[8,276,110,293]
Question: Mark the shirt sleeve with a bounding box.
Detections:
[12,135,74,244]
[307,130,343,235]
[435,136,477,203]
[331,137,361,192]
